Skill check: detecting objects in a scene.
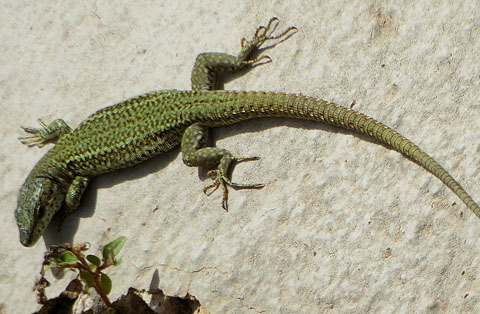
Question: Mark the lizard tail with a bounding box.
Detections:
[292,93,480,218]
[208,91,480,218]
[309,96,480,218]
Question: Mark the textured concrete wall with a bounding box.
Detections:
[1,1,480,313]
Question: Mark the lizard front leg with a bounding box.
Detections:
[19,118,72,147]
[65,176,89,214]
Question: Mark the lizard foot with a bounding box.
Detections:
[238,17,298,66]
[203,156,265,210]
[19,119,72,147]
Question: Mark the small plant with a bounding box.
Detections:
[37,237,126,312]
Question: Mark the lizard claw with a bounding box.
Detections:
[203,170,229,210]
[248,55,272,68]
[254,17,298,47]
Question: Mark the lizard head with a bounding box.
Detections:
[15,176,65,247]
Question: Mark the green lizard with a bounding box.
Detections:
[16,18,480,247]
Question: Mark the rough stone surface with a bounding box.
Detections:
[1,1,480,313]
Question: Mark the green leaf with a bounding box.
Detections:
[43,262,53,272]
[87,254,101,267]
[80,269,94,286]
[102,237,126,260]
[100,273,112,295]
[113,258,122,266]
[60,251,79,264]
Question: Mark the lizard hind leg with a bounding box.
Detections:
[181,123,264,210]
[190,17,297,91]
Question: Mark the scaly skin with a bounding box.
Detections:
[16,18,479,247]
